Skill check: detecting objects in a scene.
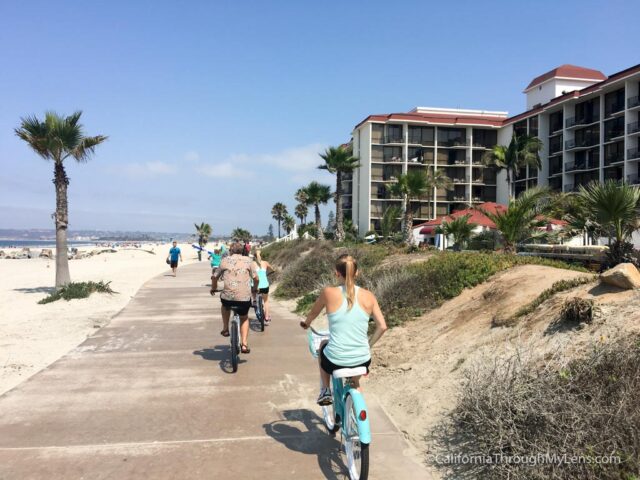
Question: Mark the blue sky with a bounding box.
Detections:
[1,0,638,235]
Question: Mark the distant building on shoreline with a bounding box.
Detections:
[348,63,640,234]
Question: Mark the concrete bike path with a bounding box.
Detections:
[0,262,430,480]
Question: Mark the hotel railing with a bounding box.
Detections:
[627,174,640,185]
[628,147,640,160]
[439,139,469,147]
[381,136,404,144]
[604,153,624,166]
[565,116,598,128]
[565,137,599,150]
[565,160,599,171]
[628,121,640,135]
[628,95,640,109]
[604,129,625,142]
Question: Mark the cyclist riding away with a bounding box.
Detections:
[300,254,388,405]
[211,241,259,354]
[253,249,275,324]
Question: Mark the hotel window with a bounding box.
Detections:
[513,120,527,137]
[408,126,434,145]
[386,124,403,142]
[575,98,599,123]
[528,116,539,137]
[472,129,497,148]
[371,124,384,143]
[549,111,563,133]
[437,127,466,146]
[605,88,625,117]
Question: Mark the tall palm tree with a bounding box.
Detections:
[283,215,296,235]
[387,170,431,244]
[318,145,360,241]
[15,111,107,287]
[481,187,550,254]
[295,203,308,226]
[303,181,332,240]
[482,134,543,199]
[578,180,640,266]
[271,202,288,238]
[442,214,477,251]
[194,222,212,261]
[425,168,453,219]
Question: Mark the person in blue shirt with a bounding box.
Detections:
[167,241,183,277]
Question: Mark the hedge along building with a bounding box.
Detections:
[349,63,640,237]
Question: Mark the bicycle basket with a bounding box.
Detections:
[307,329,330,358]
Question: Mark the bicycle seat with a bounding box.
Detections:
[333,367,367,379]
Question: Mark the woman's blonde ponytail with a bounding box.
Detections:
[336,254,357,310]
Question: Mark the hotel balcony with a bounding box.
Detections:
[466,175,485,184]
[628,95,640,110]
[628,147,640,161]
[565,116,598,129]
[549,162,563,176]
[439,138,469,148]
[605,102,625,118]
[565,159,599,172]
[604,128,625,143]
[628,121,640,136]
[381,135,404,145]
[565,136,599,151]
[446,193,467,202]
[604,152,624,166]
[627,173,640,185]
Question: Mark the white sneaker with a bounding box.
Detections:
[317,387,332,405]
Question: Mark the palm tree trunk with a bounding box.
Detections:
[54,161,71,287]
[335,172,345,241]
[315,204,324,240]
[403,200,413,245]
[507,169,513,199]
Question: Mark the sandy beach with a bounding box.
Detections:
[0,242,204,396]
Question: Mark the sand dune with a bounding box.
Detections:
[0,243,201,395]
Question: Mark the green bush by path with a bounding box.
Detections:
[38,281,115,304]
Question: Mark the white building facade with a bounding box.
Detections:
[349,63,640,235]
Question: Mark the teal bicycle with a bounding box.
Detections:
[308,327,371,480]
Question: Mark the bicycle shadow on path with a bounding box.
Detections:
[264,408,348,480]
[193,345,247,374]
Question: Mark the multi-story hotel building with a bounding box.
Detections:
[348,63,640,234]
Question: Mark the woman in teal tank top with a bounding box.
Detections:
[300,254,388,406]
[253,250,275,323]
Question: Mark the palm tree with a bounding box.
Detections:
[481,187,550,254]
[387,170,431,245]
[318,145,360,241]
[380,205,401,241]
[15,111,107,287]
[425,169,453,219]
[231,228,252,242]
[271,202,288,238]
[442,214,477,251]
[283,215,296,235]
[295,203,308,226]
[303,181,332,240]
[194,222,212,261]
[482,134,543,199]
[578,180,640,266]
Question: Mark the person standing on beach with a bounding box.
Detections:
[167,241,183,277]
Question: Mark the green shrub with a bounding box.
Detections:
[38,281,115,304]
[295,292,319,315]
[274,243,335,299]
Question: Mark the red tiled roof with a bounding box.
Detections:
[354,112,504,130]
[414,202,507,231]
[524,64,606,91]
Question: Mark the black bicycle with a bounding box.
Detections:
[228,305,241,372]
[254,292,265,332]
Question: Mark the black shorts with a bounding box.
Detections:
[258,287,270,294]
[221,299,252,316]
[320,343,371,375]
[170,260,178,268]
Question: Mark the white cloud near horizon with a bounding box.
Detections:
[196,161,249,178]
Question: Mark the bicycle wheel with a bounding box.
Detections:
[230,319,239,373]
[322,403,339,434]
[344,394,369,480]
[257,295,265,331]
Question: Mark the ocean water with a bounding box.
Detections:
[0,240,95,248]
